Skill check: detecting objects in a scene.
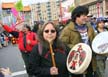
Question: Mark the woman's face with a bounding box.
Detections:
[43,23,57,43]
[22,25,30,33]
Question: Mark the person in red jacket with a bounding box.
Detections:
[0,21,38,77]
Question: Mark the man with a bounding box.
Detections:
[95,17,107,77]
[0,21,38,77]
[59,6,96,77]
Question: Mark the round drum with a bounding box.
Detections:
[92,31,108,54]
[66,43,92,74]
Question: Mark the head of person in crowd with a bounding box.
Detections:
[38,21,64,48]
[71,6,89,25]
[96,17,106,28]
[91,16,97,23]
[38,21,44,30]
[32,21,40,33]
[22,24,31,33]
[86,13,93,22]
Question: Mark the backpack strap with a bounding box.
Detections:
[38,43,42,55]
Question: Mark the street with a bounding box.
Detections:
[0,44,28,77]
[0,44,108,77]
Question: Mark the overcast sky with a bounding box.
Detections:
[1,0,50,6]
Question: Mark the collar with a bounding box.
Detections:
[75,23,87,30]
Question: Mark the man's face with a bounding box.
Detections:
[76,15,88,25]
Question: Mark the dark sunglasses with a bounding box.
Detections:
[44,29,56,33]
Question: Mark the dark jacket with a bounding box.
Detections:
[29,43,70,77]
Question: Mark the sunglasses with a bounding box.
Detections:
[44,29,56,33]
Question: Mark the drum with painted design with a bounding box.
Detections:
[66,43,92,74]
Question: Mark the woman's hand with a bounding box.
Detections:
[50,67,58,75]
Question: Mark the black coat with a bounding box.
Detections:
[29,43,70,77]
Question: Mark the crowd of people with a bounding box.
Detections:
[0,5,108,77]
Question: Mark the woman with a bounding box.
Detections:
[29,22,70,77]
[0,21,38,77]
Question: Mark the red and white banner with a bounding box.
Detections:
[60,0,74,21]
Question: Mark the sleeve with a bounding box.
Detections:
[30,33,39,46]
[9,31,19,38]
[3,25,13,32]
[3,25,19,38]
[59,27,74,48]
[29,45,50,76]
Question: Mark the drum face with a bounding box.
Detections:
[92,31,108,54]
[67,43,92,74]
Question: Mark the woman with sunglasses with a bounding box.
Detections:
[29,22,71,77]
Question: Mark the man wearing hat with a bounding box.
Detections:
[60,5,96,77]
[95,17,108,77]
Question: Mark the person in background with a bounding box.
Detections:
[29,22,71,77]
[0,21,38,77]
[95,17,108,33]
[58,22,65,35]
[90,16,97,31]
[0,35,3,48]
[32,21,40,33]
[59,6,96,77]
[86,13,93,23]
[95,17,107,77]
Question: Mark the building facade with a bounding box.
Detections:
[1,2,31,25]
[75,0,108,17]
[30,0,67,23]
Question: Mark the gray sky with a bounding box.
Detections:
[1,0,50,6]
